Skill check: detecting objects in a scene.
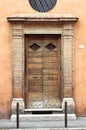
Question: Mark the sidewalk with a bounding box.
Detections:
[0,117,86,129]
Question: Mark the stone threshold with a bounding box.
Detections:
[24,108,63,112]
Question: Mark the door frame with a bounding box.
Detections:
[7,14,78,114]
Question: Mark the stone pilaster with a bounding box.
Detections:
[12,23,25,113]
[62,23,75,113]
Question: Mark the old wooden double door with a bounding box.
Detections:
[25,34,61,109]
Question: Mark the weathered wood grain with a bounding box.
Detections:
[26,34,61,108]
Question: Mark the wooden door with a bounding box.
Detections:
[25,34,61,108]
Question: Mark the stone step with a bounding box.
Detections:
[24,108,63,112]
[24,108,63,114]
[11,114,76,121]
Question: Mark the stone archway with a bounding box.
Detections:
[7,14,78,114]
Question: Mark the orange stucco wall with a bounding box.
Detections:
[0,0,86,118]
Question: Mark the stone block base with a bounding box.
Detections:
[12,98,25,114]
[62,98,75,113]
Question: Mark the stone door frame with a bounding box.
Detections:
[7,14,78,114]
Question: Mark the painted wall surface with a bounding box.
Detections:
[0,0,86,117]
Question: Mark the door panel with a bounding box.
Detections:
[44,92,60,99]
[27,92,43,100]
[43,57,58,62]
[28,75,42,79]
[28,68,42,75]
[43,63,59,69]
[28,64,42,69]
[43,51,57,57]
[28,79,42,86]
[28,86,42,92]
[28,52,42,57]
[28,58,42,63]
[44,85,60,92]
[25,34,61,108]
[43,69,59,75]
[43,80,58,86]
[26,35,43,107]
[43,75,58,80]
